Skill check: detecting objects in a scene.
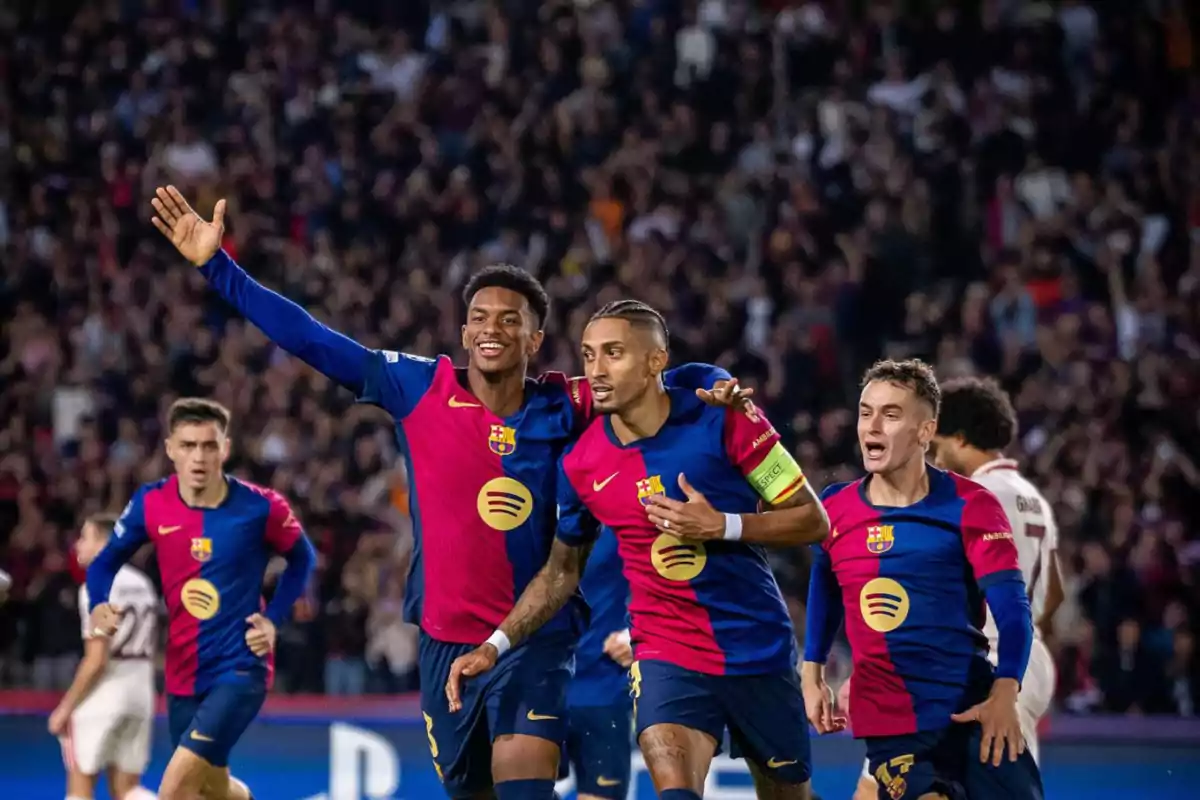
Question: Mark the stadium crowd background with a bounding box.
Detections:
[1,0,1198,717]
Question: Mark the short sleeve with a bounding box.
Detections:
[555,457,600,547]
[961,488,1022,588]
[357,350,440,419]
[723,404,807,505]
[79,585,93,640]
[263,490,304,553]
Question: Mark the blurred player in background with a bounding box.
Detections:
[851,376,1062,799]
[804,359,1042,800]
[564,528,634,800]
[87,399,316,800]
[150,187,743,799]
[49,513,159,800]
[447,301,829,800]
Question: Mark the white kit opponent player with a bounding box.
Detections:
[50,513,160,800]
[853,376,1062,800]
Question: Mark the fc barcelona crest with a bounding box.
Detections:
[866,525,895,554]
[488,424,517,456]
[637,475,666,506]
[191,537,213,563]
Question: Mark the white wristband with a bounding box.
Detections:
[615,629,631,647]
[485,630,511,658]
[723,513,743,541]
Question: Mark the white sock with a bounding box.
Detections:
[121,788,158,800]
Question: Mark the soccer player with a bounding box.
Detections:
[850,375,1062,799]
[49,514,159,800]
[445,301,830,800]
[803,359,1043,800]
[564,527,634,800]
[87,399,316,800]
[149,187,744,799]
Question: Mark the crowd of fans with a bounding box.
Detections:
[1,0,1198,715]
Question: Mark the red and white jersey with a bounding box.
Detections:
[972,458,1058,649]
[77,565,158,718]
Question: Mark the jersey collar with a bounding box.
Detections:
[972,458,1020,477]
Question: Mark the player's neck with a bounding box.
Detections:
[869,458,930,507]
[466,365,527,418]
[958,449,1004,478]
[179,476,229,508]
[611,386,670,444]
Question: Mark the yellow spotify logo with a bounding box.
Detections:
[181,578,221,620]
[650,533,707,581]
[477,478,533,531]
[859,578,910,632]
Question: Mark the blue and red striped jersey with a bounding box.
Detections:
[568,526,631,708]
[809,466,1022,737]
[557,388,798,676]
[87,476,312,696]
[358,353,731,646]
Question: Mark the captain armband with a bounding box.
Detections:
[746,442,807,506]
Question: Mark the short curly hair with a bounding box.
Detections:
[462,264,550,328]
[861,359,941,415]
[936,376,1018,451]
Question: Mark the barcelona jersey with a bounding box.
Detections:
[556,388,802,676]
[811,466,1022,737]
[87,475,306,696]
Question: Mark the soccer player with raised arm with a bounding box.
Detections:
[149,187,744,800]
[445,301,830,800]
[803,360,1043,800]
[563,527,634,800]
[87,399,316,800]
[50,514,159,800]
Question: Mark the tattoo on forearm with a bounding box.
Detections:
[499,543,585,647]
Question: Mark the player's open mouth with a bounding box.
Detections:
[863,442,886,459]
[592,384,613,400]
[476,341,506,358]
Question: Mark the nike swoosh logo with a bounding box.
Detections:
[448,396,481,408]
[158,525,181,536]
[190,731,214,742]
[596,777,622,787]
[767,757,798,768]
[593,472,619,492]
[526,710,558,721]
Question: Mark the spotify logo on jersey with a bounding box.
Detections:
[859,578,910,632]
[477,478,534,531]
[651,534,707,581]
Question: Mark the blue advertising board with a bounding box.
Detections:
[1,709,1197,799]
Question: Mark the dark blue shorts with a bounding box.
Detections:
[167,678,266,768]
[865,725,1044,800]
[632,659,811,784]
[566,703,633,799]
[419,632,574,798]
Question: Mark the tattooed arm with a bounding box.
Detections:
[497,539,590,647]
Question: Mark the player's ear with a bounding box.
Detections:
[219,435,232,463]
[647,346,669,377]
[527,328,545,356]
[460,323,469,352]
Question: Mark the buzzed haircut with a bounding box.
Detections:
[937,376,1018,451]
[589,299,670,347]
[861,358,941,415]
[86,512,120,537]
[167,398,232,433]
[462,264,551,328]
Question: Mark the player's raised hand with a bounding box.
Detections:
[244,613,277,657]
[802,673,846,735]
[951,677,1025,766]
[89,603,126,638]
[445,645,500,713]
[150,185,226,266]
[696,378,756,411]
[644,474,725,540]
[602,629,633,667]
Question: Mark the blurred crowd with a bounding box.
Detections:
[2,0,1199,715]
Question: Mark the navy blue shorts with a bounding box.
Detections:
[566,703,633,799]
[167,678,266,768]
[865,725,1044,800]
[420,632,574,798]
[632,659,811,784]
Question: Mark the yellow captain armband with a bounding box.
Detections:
[747,442,807,506]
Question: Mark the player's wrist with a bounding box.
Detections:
[991,677,1020,697]
[722,513,743,541]
[484,629,511,658]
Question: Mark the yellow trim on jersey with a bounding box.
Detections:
[747,442,807,505]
